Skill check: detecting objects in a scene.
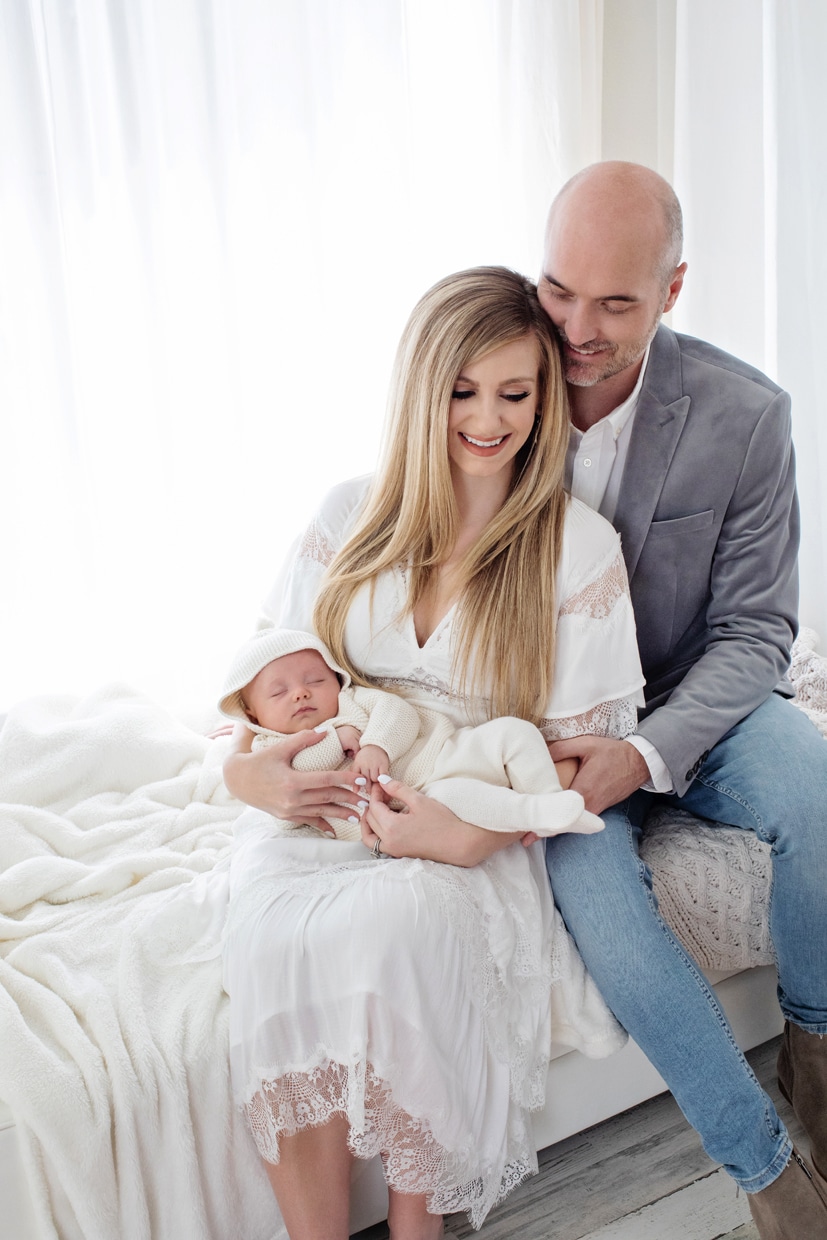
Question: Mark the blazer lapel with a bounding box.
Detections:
[612,327,690,581]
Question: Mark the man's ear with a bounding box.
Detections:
[663,262,687,314]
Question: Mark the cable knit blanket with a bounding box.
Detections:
[1,631,826,1240]
[644,628,827,972]
[0,691,281,1240]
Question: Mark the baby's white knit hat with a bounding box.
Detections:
[218,628,351,724]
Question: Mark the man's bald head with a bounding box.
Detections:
[549,161,683,291]
[539,162,687,411]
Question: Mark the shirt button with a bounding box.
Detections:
[583,458,592,467]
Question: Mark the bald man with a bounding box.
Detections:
[539,163,827,1235]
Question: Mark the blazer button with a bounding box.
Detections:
[685,770,694,782]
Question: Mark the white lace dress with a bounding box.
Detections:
[224,476,645,1228]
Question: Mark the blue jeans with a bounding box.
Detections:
[545,693,827,1191]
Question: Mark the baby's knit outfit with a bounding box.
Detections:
[219,628,601,842]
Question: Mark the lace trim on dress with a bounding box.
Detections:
[297,517,337,568]
[541,695,638,742]
[375,671,461,706]
[230,846,556,1226]
[245,1059,535,1227]
[559,547,628,619]
[227,851,555,1113]
[374,668,492,723]
[375,680,638,742]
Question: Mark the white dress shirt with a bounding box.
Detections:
[565,345,674,794]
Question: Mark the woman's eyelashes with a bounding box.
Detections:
[451,389,531,402]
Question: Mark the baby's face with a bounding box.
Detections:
[242,648,341,733]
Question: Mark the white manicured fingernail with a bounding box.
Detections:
[348,816,359,824]
[354,776,367,786]
[313,725,327,733]
[377,774,392,785]
[358,800,369,811]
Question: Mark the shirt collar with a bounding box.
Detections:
[571,341,652,441]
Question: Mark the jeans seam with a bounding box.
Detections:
[696,777,827,1034]
[740,1136,795,1193]
[626,812,774,1136]
[652,884,781,1146]
[780,1016,827,1034]
[692,772,766,839]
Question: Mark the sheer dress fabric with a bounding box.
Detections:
[224,476,645,1227]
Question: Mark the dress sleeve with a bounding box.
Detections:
[263,476,373,630]
[541,502,645,742]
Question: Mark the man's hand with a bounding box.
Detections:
[223,728,362,832]
[362,778,523,867]
[547,736,649,815]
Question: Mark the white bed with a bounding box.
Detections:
[1,630,824,1240]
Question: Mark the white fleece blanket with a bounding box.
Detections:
[0,685,282,1240]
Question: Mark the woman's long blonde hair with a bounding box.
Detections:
[314,266,570,724]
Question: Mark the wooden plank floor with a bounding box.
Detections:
[353,1036,805,1240]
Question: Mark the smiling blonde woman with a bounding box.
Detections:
[222,266,645,1240]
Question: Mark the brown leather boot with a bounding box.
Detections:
[778,1020,827,1179]
[747,1148,827,1238]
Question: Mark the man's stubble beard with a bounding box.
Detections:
[559,311,663,389]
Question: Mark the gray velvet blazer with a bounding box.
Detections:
[611,325,799,796]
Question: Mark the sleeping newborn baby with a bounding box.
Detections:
[219,628,603,842]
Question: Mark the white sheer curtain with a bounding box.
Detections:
[0,0,600,710]
[670,0,827,634]
[4,1,823,714]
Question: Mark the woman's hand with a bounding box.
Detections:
[223,724,363,831]
[362,778,523,867]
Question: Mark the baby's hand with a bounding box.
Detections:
[352,744,390,784]
[334,725,362,759]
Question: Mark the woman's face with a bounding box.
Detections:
[446,335,540,485]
